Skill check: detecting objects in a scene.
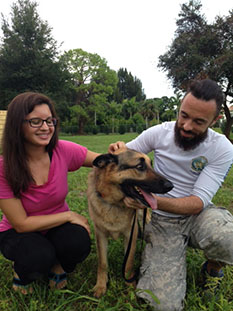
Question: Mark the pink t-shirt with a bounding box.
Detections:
[0,140,87,232]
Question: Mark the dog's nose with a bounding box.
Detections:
[163,180,173,192]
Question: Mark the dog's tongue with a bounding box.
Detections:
[139,188,158,210]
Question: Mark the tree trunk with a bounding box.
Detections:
[78,120,85,134]
[224,118,233,143]
[223,101,233,142]
[145,116,148,129]
[112,117,114,133]
[94,110,97,126]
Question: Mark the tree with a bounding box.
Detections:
[158,0,233,140]
[159,96,178,121]
[60,48,118,133]
[122,97,139,120]
[158,1,207,90]
[0,0,67,110]
[208,13,233,139]
[141,99,160,128]
[167,92,183,119]
[116,68,146,102]
[106,101,122,133]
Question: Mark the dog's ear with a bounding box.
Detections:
[93,154,118,168]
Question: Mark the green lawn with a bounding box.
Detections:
[0,132,232,310]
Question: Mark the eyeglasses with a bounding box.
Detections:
[24,117,57,128]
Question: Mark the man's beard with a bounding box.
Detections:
[174,121,208,151]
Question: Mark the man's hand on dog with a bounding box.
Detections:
[108,141,126,153]
[109,141,157,210]
[123,197,147,210]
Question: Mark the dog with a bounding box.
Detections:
[87,148,173,298]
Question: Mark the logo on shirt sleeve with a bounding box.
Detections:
[191,156,208,173]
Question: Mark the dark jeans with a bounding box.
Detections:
[0,222,91,285]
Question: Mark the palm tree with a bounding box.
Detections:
[141,99,160,128]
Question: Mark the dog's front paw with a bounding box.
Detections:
[93,284,107,298]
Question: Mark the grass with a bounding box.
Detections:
[0,132,232,310]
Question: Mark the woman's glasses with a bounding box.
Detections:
[24,117,57,128]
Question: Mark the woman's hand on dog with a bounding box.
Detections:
[123,197,146,210]
[68,211,91,235]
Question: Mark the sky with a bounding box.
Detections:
[0,0,232,99]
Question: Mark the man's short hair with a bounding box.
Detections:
[187,79,224,116]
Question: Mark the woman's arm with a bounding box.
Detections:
[83,150,100,167]
[0,198,90,234]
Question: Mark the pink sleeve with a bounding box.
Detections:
[57,140,88,171]
[0,158,14,199]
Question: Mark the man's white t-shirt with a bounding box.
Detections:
[126,121,233,217]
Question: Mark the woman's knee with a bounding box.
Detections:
[62,225,91,260]
[10,233,56,284]
[47,223,91,260]
[15,233,56,269]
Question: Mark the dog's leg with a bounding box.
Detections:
[93,229,109,298]
[123,219,138,287]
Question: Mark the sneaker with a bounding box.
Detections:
[200,261,224,297]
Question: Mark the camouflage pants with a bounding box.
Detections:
[136,206,233,311]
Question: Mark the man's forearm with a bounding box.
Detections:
[156,195,203,215]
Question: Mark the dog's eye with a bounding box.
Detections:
[136,163,145,171]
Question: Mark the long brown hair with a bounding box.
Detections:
[2,92,59,197]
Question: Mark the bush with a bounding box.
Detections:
[119,124,126,134]
[136,124,145,134]
[219,120,232,134]
[220,120,226,134]
[100,124,111,135]
[92,125,99,135]
[84,124,92,134]
[60,125,78,135]
[149,118,160,127]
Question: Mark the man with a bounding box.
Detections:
[109,79,233,311]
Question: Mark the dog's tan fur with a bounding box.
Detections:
[87,148,172,298]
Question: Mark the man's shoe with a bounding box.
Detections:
[200,261,224,297]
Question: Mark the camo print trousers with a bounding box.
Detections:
[136,206,233,311]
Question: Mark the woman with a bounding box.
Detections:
[0,92,99,294]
